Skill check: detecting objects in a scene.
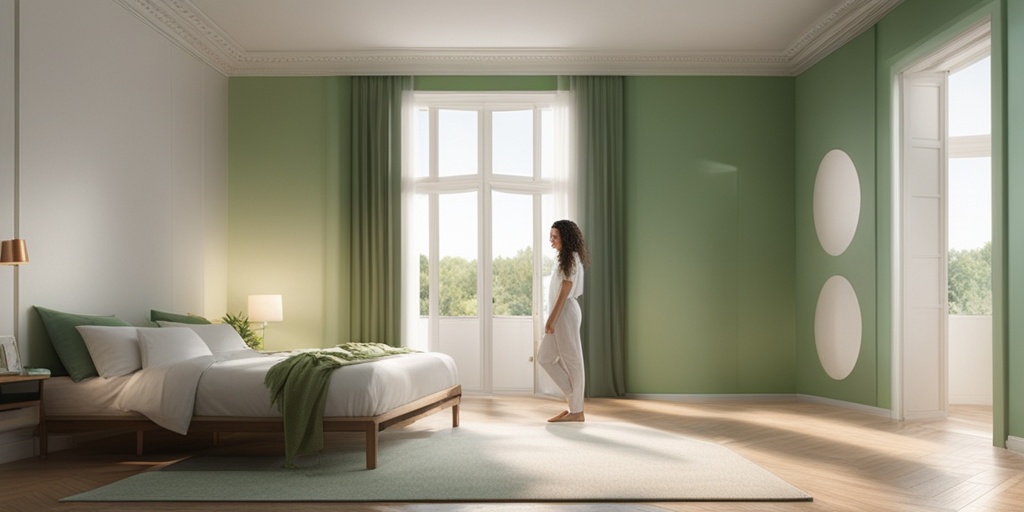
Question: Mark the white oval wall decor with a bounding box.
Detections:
[813,149,861,256]
[814,275,862,380]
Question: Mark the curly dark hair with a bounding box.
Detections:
[552,219,590,278]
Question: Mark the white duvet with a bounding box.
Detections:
[114,350,458,435]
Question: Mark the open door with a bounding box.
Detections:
[898,71,949,421]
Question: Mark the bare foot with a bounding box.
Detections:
[547,411,569,422]
[550,411,585,422]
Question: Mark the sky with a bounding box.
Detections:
[416,107,554,262]
[947,56,991,252]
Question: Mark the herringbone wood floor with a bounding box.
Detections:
[2,394,1022,511]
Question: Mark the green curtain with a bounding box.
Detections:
[349,77,409,346]
[571,76,627,397]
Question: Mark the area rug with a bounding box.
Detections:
[64,422,811,502]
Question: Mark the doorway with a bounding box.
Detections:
[404,93,560,393]
[895,20,991,422]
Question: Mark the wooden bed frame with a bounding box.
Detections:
[45,384,461,469]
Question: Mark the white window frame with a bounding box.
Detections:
[405,92,558,392]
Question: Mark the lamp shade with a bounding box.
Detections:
[0,239,28,265]
[248,294,283,323]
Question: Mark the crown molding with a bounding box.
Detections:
[787,0,903,74]
[114,0,903,77]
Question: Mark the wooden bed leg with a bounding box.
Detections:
[452,403,460,428]
[213,432,220,445]
[365,425,379,470]
[136,431,144,455]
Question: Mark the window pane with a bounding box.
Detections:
[414,194,429,316]
[948,157,991,316]
[438,109,477,177]
[414,108,430,178]
[948,157,991,251]
[541,108,553,179]
[949,56,990,137]
[540,193,556,315]
[438,192,478,316]
[492,110,533,177]
[492,192,533,316]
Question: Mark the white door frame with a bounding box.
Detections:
[891,20,991,421]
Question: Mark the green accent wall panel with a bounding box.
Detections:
[736,79,798,392]
[228,77,350,350]
[625,76,796,394]
[794,30,878,406]
[631,258,740,393]
[738,260,797,391]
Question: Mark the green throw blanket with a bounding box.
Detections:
[264,342,415,467]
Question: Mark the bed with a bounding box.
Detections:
[37,313,460,469]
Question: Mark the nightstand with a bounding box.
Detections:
[0,373,50,458]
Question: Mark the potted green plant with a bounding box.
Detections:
[222,312,263,350]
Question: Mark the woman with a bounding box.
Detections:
[538,219,590,422]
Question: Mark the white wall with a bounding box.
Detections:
[0,0,17,335]
[0,0,229,451]
[0,0,228,460]
[6,0,229,372]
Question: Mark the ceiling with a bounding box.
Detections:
[114,0,904,76]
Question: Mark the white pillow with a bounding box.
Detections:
[138,327,212,368]
[76,325,145,378]
[156,321,249,353]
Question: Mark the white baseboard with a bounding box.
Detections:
[795,394,892,417]
[623,393,893,418]
[624,393,797,403]
[1007,436,1024,455]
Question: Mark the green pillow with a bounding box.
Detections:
[150,309,211,325]
[35,306,132,382]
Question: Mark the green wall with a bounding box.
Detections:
[624,77,796,393]
[228,77,349,350]
[794,30,878,406]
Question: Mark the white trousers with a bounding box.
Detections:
[538,297,585,413]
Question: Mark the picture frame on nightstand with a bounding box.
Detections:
[0,335,22,375]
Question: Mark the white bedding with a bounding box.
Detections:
[46,350,459,435]
[45,375,137,417]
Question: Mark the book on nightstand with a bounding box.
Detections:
[24,368,50,376]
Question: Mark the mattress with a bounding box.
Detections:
[45,375,139,417]
[44,351,459,419]
[194,351,459,417]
